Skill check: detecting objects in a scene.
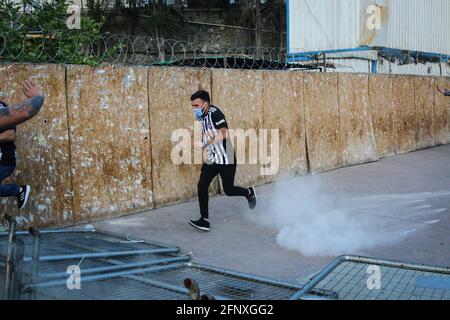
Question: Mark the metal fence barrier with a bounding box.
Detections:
[22,261,334,300]
[290,255,450,300]
[0,219,334,300]
[0,219,190,299]
[3,216,450,300]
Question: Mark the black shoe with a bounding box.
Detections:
[188,218,210,231]
[17,185,31,210]
[247,186,257,210]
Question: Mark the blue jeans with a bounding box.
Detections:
[0,164,20,197]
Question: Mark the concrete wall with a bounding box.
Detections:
[303,73,342,173]
[393,76,418,154]
[261,71,308,182]
[0,64,73,227]
[338,74,378,166]
[148,67,215,207]
[211,69,265,188]
[369,75,396,157]
[66,65,154,224]
[0,63,449,228]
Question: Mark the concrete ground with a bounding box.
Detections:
[82,144,450,286]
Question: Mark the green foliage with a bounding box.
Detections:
[0,0,110,66]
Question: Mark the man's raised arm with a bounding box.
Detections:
[0,80,44,130]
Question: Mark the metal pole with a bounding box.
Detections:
[124,273,190,296]
[23,247,180,262]
[0,229,95,237]
[186,262,304,290]
[3,215,16,300]
[23,263,184,290]
[184,278,200,300]
[344,255,450,275]
[11,239,25,300]
[38,255,191,279]
[29,228,41,300]
[94,229,177,249]
[289,256,345,300]
[201,294,232,300]
[185,262,336,299]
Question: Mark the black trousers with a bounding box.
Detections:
[198,163,249,219]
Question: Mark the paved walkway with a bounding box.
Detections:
[85,144,450,285]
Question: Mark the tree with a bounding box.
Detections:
[0,0,107,65]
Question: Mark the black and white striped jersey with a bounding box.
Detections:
[200,105,235,165]
[0,102,17,166]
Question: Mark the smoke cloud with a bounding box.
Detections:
[246,175,448,257]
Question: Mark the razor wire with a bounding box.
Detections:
[0,32,311,70]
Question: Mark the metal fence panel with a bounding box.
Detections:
[290,255,450,300]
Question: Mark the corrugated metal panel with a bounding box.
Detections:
[289,0,450,55]
[289,0,360,53]
[388,0,450,55]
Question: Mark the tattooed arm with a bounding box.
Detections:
[0,129,15,143]
[437,85,450,96]
[0,80,44,130]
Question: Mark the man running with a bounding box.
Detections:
[189,90,257,232]
[436,85,450,96]
[0,79,44,130]
[0,101,30,209]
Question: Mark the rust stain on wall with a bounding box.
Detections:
[262,71,307,182]
[303,73,342,173]
[392,76,417,154]
[434,77,450,145]
[415,77,435,150]
[0,63,73,228]
[66,65,153,223]
[211,69,265,187]
[148,67,215,207]
[369,74,396,157]
[338,73,378,166]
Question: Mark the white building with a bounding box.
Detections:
[287,0,450,76]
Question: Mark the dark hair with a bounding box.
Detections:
[190,90,210,103]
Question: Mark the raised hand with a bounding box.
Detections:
[0,79,45,129]
[22,79,43,99]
